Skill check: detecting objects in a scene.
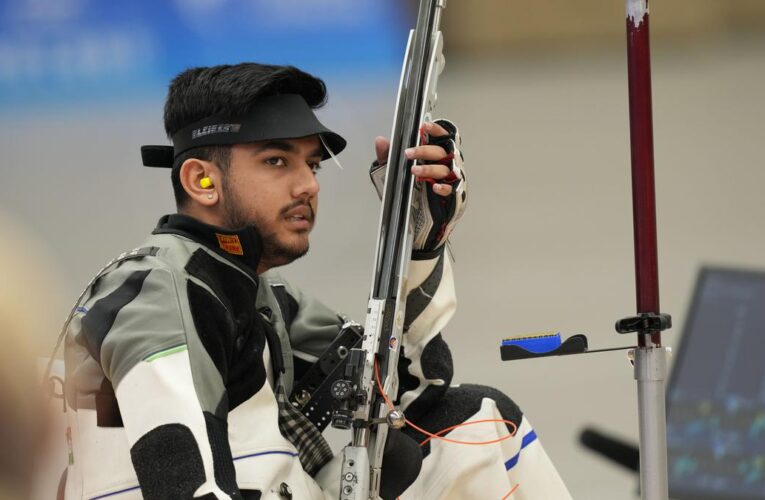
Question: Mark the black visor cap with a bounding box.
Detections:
[142,94,346,168]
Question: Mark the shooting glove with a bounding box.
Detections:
[370,119,467,252]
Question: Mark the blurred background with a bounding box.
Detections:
[1,0,764,498]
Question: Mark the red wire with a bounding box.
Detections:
[373,359,518,446]
[374,359,521,499]
[414,418,517,447]
[502,484,520,499]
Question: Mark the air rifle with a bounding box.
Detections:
[328,1,447,498]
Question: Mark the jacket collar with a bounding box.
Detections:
[153,214,263,275]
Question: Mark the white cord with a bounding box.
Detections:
[319,134,344,170]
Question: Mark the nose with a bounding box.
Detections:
[292,163,320,199]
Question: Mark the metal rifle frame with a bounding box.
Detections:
[330,1,447,499]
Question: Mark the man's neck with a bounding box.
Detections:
[178,205,225,229]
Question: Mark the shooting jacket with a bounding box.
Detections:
[63,214,456,499]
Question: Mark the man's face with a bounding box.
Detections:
[220,135,323,271]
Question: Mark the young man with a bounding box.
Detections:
[62,63,570,499]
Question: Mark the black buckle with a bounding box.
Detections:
[615,313,672,335]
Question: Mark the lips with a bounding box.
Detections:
[284,204,312,220]
[283,204,313,229]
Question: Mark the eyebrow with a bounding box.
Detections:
[252,140,324,159]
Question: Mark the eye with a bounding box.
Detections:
[309,162,322,174]
[265,156,286,167]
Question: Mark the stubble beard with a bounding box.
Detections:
[221,180,311,268]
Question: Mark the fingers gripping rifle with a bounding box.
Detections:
[330,1,446,498]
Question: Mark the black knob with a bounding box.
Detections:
[331,380,353,401]
[331,409,353,430]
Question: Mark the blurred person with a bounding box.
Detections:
[60,63,570,499]
[0,211,59,500]
[0,283,44,499]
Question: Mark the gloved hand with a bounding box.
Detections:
[370,119,467,252]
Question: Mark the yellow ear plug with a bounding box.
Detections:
[200,177,213,189]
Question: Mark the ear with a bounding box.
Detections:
[179,158,221,207]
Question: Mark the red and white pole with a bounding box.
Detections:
[624,1,670,498]
[626,0,662,348]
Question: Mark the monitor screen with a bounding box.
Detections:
[667,267,765,499]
